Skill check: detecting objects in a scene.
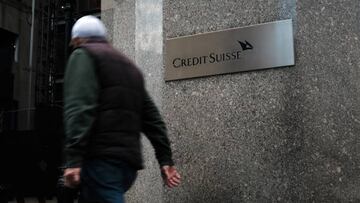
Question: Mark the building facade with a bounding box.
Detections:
[103,0,360,202]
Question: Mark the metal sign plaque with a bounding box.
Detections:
[165,19,295,81]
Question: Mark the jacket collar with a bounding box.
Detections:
[85,37,108,44]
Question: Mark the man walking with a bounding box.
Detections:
[63,15,180,202]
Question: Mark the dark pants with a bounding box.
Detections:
[78,159,137,203]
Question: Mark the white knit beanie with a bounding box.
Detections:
[71,15,107,39]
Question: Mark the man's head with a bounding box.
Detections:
[70,15,107,47]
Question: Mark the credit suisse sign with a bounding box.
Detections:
[165,19,295,81]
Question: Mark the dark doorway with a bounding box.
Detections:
[0,28,17,72]
[0,28,18,132]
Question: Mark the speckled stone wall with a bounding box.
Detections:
[103,0,360,202]
[163,0,360,202]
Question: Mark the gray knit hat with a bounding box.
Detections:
[71,15,107,39]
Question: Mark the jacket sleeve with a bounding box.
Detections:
[142,90,174,167]
[63,49,99,168]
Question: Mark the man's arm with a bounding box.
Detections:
[63,48,99,168]
[142,90,174,166]
[142,90,180,187]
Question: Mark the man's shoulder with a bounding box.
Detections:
[71,48,89,56]
[68,48,92,63]
[66,48,95,72]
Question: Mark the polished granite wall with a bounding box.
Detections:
[103,0,360,202]
[163,0,360,202]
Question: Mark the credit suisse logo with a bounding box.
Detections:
[172,40,253,68]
